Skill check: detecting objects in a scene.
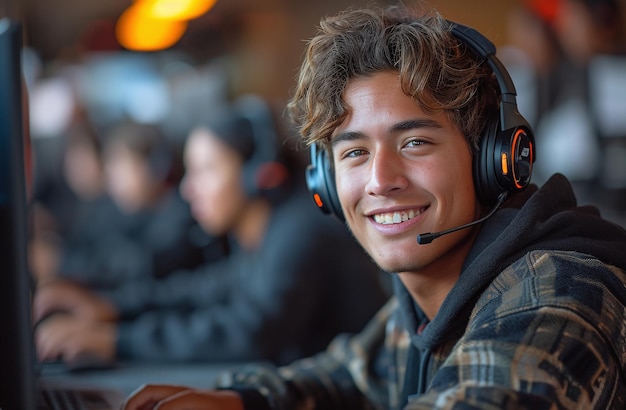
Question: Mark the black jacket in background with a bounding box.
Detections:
[105,185,391,365]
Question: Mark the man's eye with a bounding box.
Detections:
[406,139,426,147]
[346,149,367,158]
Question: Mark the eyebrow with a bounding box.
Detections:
[331,118,443,147]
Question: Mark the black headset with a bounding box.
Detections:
[234,94,282,197]
[305,21,536,220]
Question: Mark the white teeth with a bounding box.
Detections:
[374,209,422,225]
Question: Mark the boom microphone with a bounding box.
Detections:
[416,192,507,245]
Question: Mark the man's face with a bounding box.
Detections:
[332,71,482,277]
[180,128,247,235]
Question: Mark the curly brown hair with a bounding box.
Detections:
[287,4,500,153]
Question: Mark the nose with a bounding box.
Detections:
[365,147,408,196]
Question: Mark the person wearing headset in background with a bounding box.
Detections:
[31,119,225,290]
[122,3,626,409]
[32,95,389,367]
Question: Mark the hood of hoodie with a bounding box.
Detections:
[395,173,626,350]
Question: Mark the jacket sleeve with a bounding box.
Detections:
[112,249,301,362]
[59,192,218,288]
[98,248,240,319]
[213,299,398,410]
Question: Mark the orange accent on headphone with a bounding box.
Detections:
[313,193,324,208]
[513,128,529,189]
[501,152,509,176]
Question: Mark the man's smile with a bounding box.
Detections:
[372,207,427,225]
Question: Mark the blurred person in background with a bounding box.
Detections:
[29,114,110,283]
[502,0,626,226]
[32,95,390,367]
[53,121,226,289]
[30,118,225,291]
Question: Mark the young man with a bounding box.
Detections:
[123,5,626,409]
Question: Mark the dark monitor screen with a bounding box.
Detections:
[0,18,38,410]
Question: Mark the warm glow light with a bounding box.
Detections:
[137,0,218,21]
[116,4,188,51]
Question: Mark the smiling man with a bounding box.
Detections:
[331,72,480,319]
[123,4,626,409]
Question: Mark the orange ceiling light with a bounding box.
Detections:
[115,3,188,51]
[115,0,218,51]
[139,0,218,21]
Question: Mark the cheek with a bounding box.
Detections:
[453,154,476,196]
[212,182,239,210]
[429,155,477,218]
[195,177,225,212]
[206,173,246,213]
[106,169,130,198]
[335,168,362,215]
[435,164,474,195]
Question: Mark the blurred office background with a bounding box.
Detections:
[3,0,626,228]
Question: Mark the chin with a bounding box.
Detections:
[198,220,220,235]
[377,261,417,274]
[369,248,418,273]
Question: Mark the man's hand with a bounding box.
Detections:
[32,279,118,324]
[34,314,117,365]
[122,384,245,410]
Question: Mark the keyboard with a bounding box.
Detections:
[39,388,112,410]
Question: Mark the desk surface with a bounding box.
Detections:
[39,361,251,396]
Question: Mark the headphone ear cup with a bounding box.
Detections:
[306,143,344,220]
[234,95,280,197]
[451,20,535,205]
[474,116,501,205]
[474,113,534,205]
[506,126,534,191]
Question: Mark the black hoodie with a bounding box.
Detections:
[397,173,626,405]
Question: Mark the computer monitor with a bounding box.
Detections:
[0,18,38,410]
